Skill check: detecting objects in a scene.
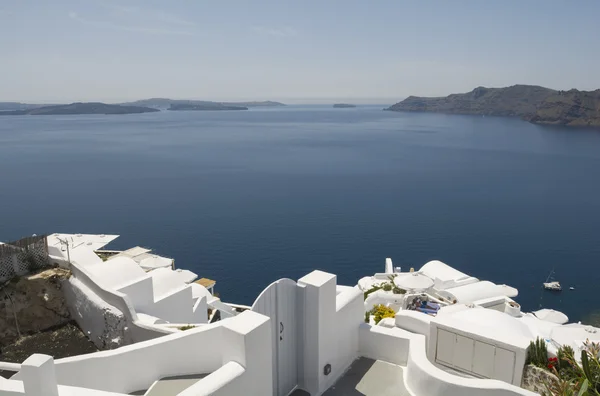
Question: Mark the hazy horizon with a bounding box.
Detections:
[2,1,599,103]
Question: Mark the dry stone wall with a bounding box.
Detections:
[521,364,558,394]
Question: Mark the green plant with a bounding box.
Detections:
[382,283,392,292]
[363,285,381,300]
[557,345,580,383]
[543,344,600,396]
[580,347,600,395]
[364,311,370,323]
[393,287,406,294]
[369,304,395,324]
[179,325,196,331]
[543,366,584,396]
[527,337,549,368]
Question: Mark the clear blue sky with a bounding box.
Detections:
[1,1,599,103]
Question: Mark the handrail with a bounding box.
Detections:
[0,362,22,372]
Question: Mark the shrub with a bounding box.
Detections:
[557,345,576,373]
[370,304,395,325]
[541,344,600,396]
[179,325,196,331]
[363,285,381,300]
[364,311,370,323]
[393,287,406,294]
[527,337,549,368]
[382,283,392,292]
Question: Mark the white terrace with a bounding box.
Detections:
[0,268,540,396]
[46,233,239,347]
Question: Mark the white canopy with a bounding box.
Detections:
[139,255,173,270]
[534,309,569,325]
[394,272,434,292]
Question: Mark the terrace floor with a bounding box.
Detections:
[292,357,409,396]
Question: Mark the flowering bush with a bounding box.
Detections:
[543,340,600,396]
[369,304,396,324]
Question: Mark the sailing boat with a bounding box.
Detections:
[543,269,562,291]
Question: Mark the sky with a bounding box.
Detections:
[1,0,599,104]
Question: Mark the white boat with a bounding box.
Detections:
[543,269,562,291]
[544,281,562,291]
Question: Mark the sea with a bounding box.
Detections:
[1,105,599,322]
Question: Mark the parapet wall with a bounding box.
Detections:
[358,322,537,396]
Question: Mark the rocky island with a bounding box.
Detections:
[333,103,356,108]
[0,102,159,116]
[0,102,47,111]
[386,85,600,127]
[122,98,284,110]
[167,103,248,111]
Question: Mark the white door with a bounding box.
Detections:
[252,279,298,396]
[493,346,516,384]
[453,334,474,371]
[435,329,455,365]
[472,341,495,378]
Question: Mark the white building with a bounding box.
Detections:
[45,233,239,348]
[1,244,597,396]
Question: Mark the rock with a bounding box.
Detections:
[0,102,159,116]
[521,364,559,394]
[333,103,356,108]
[386,85,555,117]
[386,85,600,128]
[0,268,71,347]
[524,89,600,127]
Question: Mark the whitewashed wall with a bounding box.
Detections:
[66,260,203,347]
[358,324,411,365]
[297,271,363,396]
[63,277,133,349]
[326,286,363,390]
[406,335,536,396]
[358,321,536,396]
[10,311,272,396]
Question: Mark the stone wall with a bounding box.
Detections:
[0,268,71,347]
[521,364,558,394]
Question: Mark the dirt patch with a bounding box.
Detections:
[1,268,71,347]
[0,321,98,378]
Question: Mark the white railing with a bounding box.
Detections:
[0,362,21,373]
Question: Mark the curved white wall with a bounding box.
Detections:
[405,335,536,396]
[358,323,536,396]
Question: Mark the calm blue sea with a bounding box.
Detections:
[1,106,599,322]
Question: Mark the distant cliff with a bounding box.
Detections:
[524,89,600,127]
[122,98,284,110]
[167,103,248,111]
[386,85,600,127]
[0,102,48,111]
[333,103,356,108]
[0,102,159,116]
[387,85,555,117]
